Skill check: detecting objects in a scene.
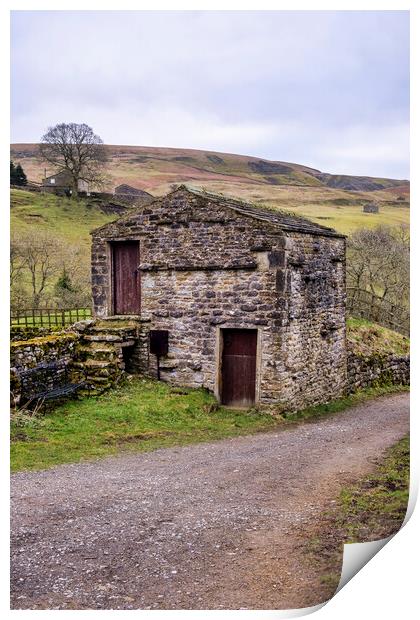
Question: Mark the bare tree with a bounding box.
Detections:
[17,232,61,307]
[54,244,91,308]
[39,122,108,195]
[347,225,409,307]
[10,236,25,287]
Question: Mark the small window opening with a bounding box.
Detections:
[122,344,136,373]
[149,330,169,380]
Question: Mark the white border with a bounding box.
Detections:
[2,3,417,619]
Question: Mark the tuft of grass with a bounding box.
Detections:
[10,378,408,473]
[337,435,410,542]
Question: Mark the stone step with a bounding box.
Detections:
[119,339,136,348]
[98,315,142,323]
[78,344,116,354]
[85,375,118,385]
[83,334,123,342]
[73,359,115,369]
[77,346,118,362]
[91,324,138,334]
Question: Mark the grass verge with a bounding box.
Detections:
[10,378,276,472]
[305,434,410,599]
[10,378,408,472]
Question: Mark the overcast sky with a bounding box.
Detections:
[11,10,409,178]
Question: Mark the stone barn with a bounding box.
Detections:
[91,186,347,411]
[114,184,154,205]
[363,203,379,214]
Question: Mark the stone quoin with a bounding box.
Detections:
[90,186,347,411]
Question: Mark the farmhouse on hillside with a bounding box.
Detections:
[91,186,347,410]
[42,170,89,195]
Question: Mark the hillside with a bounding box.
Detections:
[11,143,409,235]
[10,189,119,249]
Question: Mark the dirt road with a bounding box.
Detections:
[11,392,409,610]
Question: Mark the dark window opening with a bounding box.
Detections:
[122,344,136,373]
[149,330,169,380]
[149,330,169,357]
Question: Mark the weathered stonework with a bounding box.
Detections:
[10,326,64,342]
[10,320,150,405]
[71,317,149,395]
[10,333,79,406]
[347,352,410,393]
[91,186,347,411]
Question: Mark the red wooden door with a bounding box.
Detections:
[221,329,257,407]
[112,241,140,315]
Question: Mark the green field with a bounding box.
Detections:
[10,308,92,327]
[10,189,114,249]
[10,378,277,471]
[277,202,409,236]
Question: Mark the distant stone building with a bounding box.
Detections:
[114,184,153,205]
[42,170,89,196]
[91,186,347,411]
[363,203,379,214]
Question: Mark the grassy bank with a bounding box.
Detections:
[283,384,409,423]
[346,317,410,356]
[10,378,407,472]
[307,435,410,596]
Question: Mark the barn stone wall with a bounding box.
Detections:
[91,188,347,410]
[10,328,410,411]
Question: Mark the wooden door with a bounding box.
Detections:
[221,329,257,407]
[112,241,140,315]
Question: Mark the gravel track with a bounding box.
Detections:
[11,392,409,610]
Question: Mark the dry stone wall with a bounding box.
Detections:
[10,320,144,405]
[10,333,79,406]
[347,352,409,394]
[10,326,63,342]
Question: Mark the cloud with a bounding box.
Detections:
[299,123,410,178]
[11,10,409,178]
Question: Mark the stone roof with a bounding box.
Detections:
[114,184,153,197]
[182,186,344,238]
[92,185,345,238]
